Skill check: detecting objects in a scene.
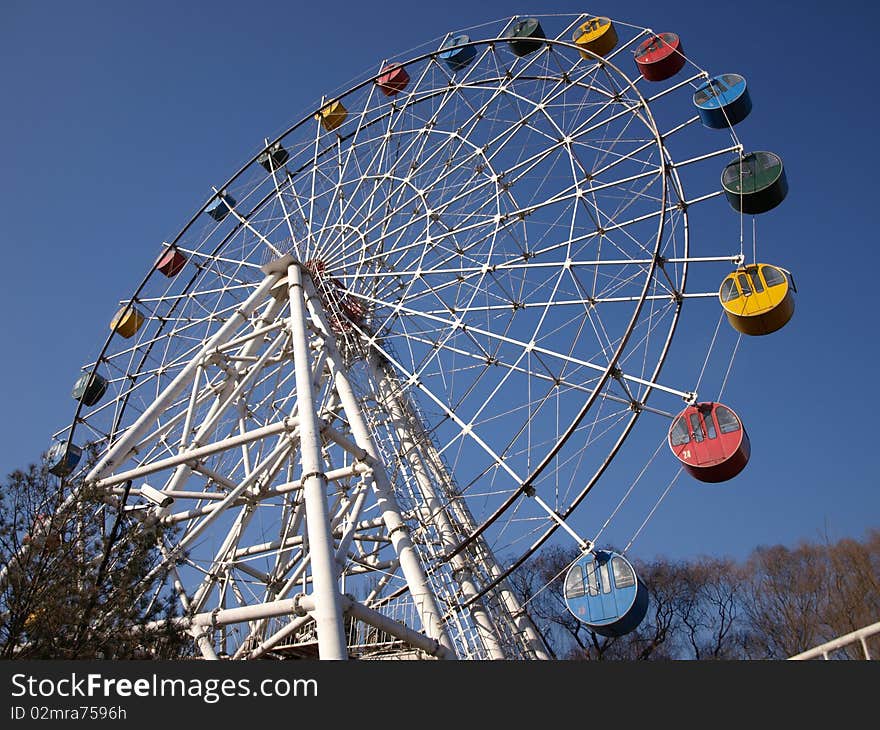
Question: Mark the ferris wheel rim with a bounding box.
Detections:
[61,31,679,487]
[65,30,685,586]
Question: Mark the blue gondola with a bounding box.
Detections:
[563,549,649,636]
[693,73,751,129]
[438,35,476,72]
[205,190,236,221]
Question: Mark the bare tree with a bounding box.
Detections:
[678,558,743,659]
[740,532,880,658]
[603,558,692,660]
[510,531,880,661]
[822,532,880,648]
[0,459,188,659]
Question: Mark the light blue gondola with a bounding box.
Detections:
[693,73,752,129]
[563,549,649,636]
[439,34,476,72]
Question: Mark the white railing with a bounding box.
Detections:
[788,620,880,660]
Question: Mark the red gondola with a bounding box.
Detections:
[376,64,410,96]
[668,402,750,483]
[634,33,685,81]
[156,247,187,277]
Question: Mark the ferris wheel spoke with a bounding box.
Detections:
[347,252,724,285]
[215,194,284,260]
[394,327,637,411]
[356,291,665,395]
[323,143,494,270]
[330,143,499,272]
[367,336,526,487]
[372,312,688,484]
[354,68,596,235]
[318,122,397,259]
[265,162,304,254]
[596,174,666,252]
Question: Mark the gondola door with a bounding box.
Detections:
[693,407,724,467]
[590,555,618,624]
[739,267,772,317]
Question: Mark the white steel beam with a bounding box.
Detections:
[87,272,283,482]
[92,417,299,490]
[189,594,453,660]
[287,262,348,660]
[303,274,456,655]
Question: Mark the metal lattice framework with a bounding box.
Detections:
[42,15,754,659]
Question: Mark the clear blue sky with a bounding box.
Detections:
[1,0,876,564]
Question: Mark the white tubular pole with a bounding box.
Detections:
[371,357,505,659]
[287,263,347,660]
[193,627,219,660]
[192,597,301,626]
[93,417,298,490]
[188,336,321,620]
[333,477,370,565]
[302,277,455,655]
[87,272,282,482]
[788,620,880,660]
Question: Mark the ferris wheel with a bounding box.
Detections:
[36,14,791,659]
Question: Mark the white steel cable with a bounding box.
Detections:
[752,215,758,265]
[624,467,684,553]
[694,310,726,395]
[718,332,742,401]
[591,436,668,548]
[518,549,585,610]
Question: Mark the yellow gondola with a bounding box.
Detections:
[572,17,618,59]
[110,304,146,339]
[719,263,795,335]
[316,100,347,132]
